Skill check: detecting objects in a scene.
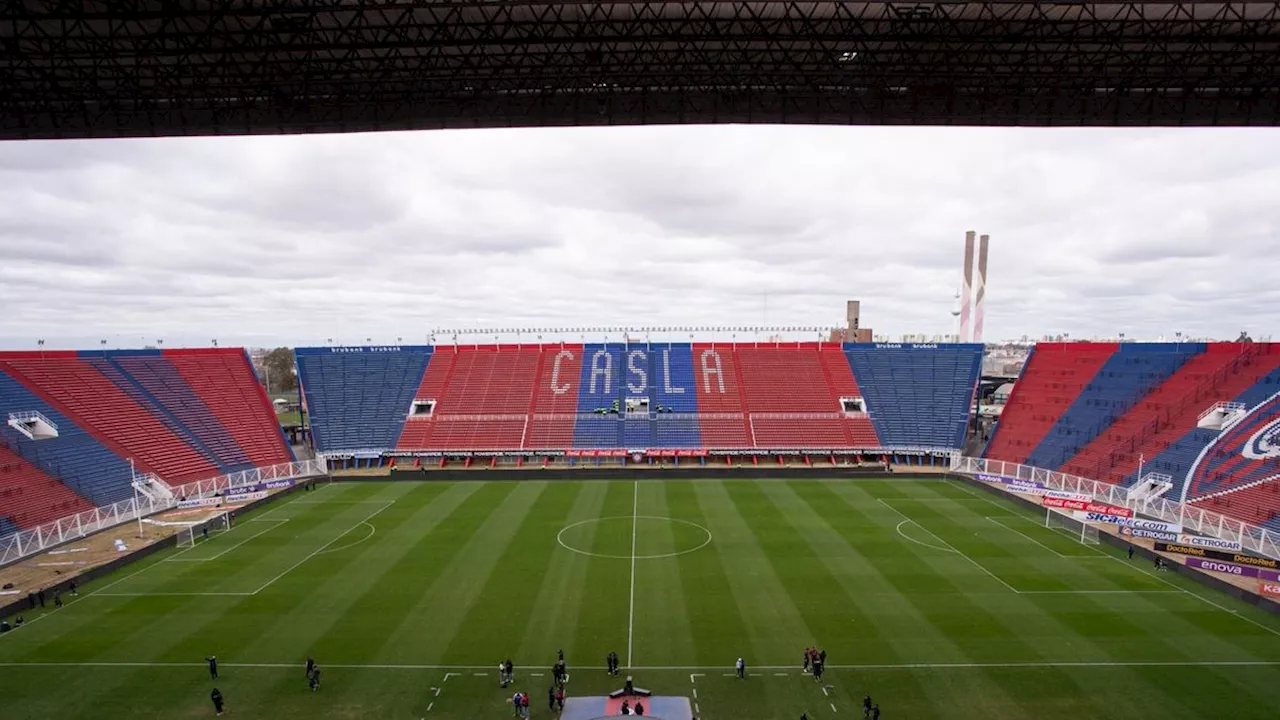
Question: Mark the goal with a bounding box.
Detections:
[1045,509,1101,545]
[176,512,231,548]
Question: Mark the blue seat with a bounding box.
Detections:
[0,370,135,507]
[843,344,983,449]
[1024,344,1201,471]
[295,348,432,452]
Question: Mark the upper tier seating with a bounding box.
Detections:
[2,356,219,482]
[302,343,982,453]
[986,342,1280,535]
[1060,344,1280,484]
[163,350,294,467]
[983,343,1116,464]
[0,369,135,507]
[295,348,432,452]
[1019,344,1201,471]
[0,443,95,528]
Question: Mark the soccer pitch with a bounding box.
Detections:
[2,478,1280,720]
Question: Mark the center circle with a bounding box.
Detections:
[557,515,713,560]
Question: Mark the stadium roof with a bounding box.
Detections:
[5,1,1280,139]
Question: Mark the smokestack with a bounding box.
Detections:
[959,231,975,342]
[973,234,989,343]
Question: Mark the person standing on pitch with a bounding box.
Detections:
[735,657,746,679]
[210,687,225,716]
[863,695,872,718]
[309,664,321,691]
[305,656,315,679]
[1128,546,1135,560]
[206,655,218,680]
[872,703,880,719]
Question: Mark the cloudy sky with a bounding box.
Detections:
[0,125,1275,350]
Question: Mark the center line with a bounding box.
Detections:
[627,480,639,668]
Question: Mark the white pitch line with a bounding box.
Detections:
[167,519,288,562]
[985,516,1077,559]
[692,688,698,699]
[250,501,394,595]
[427,701,434,712]
[879,499,1020,594]
[1106,555,1280,638]
[830,702,838,712]
[627,479,639,668]
[4,660,1280,671]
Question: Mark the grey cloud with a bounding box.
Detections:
[1,126,1280,349]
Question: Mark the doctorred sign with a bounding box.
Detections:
[1041,495,1133,518]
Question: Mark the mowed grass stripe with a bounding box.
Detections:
[666,478,753,667]
[442,481,584,665]
[131,485,418,665]
[4,485,394,663]
[704,481,815,660]
[236,482,472,665]
[749,480,941,715]
[630,480,698,666]
[813,480,1037,712]
[835,482,1146,713]
[518,481,611,662]
[0,485,418,716]
[950,481,1280,656]
[906,480,1280,694]
[372,481,535,665]
[573,480,634,666]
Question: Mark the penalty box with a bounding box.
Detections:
[94,500,390,597]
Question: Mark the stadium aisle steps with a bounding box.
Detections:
[0,367,135,507]
[1060,343,1280,484]
[1,356,219,482]
[983,343,1116,464]
[0,444,95,528]
[164,350,294,467]
[1022,344,1201,471]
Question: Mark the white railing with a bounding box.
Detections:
[0,459,326,567]
[953,456,1280,561]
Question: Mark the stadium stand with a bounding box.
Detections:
[1017,343,1201,471]
[0,443,95,529]
[2,354,220,482]
[301,342,983,455]
[987,342,1280,533]
[295,346,433,452]
[0,349,294,528]
[164,349,294,467]
[0,369,136,507]
[1060,343,1280,485]
[843,344,983,449]
[982,343,1117,464]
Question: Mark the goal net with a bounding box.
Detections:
[175,512,231,549]
[1045,508,1100,545]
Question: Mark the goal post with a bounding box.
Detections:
[176,525,197,549]
[1045,508,1100,545]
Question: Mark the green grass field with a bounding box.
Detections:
[3,477,1280,720]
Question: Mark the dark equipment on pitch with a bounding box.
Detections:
[608,675,652,699]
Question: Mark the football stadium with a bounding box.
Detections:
[3,3,1280,720]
